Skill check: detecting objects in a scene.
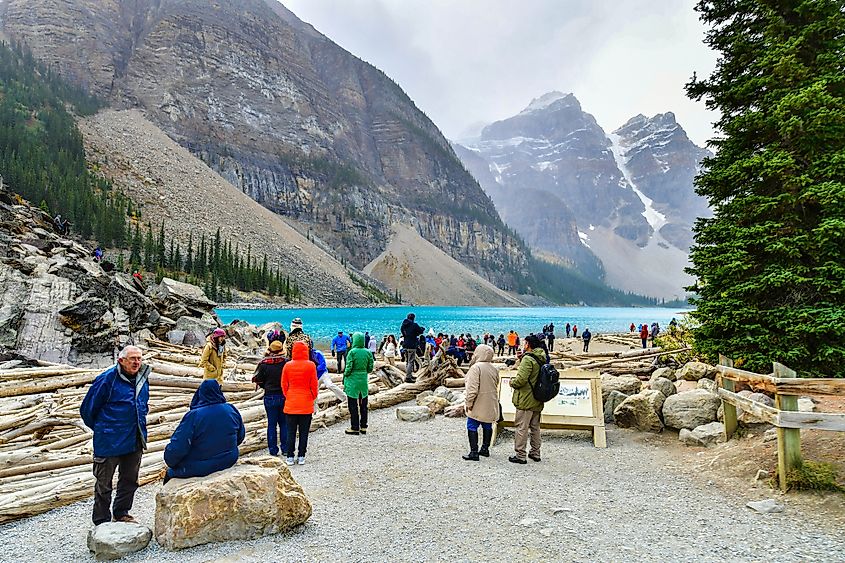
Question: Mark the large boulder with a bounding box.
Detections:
[697,378,718,394]
[87,522,152,560]
[663,389,721,430]
[107,274,157,326]
[603,390,628,423]
[679,421,727,447]
[154,457,311,550]
[601,374,642,402]
[416,395,451,414]
[649,377,677,398]
[641,389,667,415]
[650,367,676,382]
[613,393,663,432]
[678,362,714,381]
[396,405,434,421]
[147,277,216,318]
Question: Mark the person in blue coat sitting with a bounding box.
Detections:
[164,379,245,482]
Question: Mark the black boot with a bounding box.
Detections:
[479,427,492,457]
[462,430,479,461]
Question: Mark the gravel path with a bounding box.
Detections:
[2,405,844,562]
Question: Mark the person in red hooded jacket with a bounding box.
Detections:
[282,341,319,466]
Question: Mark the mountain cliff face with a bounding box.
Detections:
[457,92,710,299]
[0,0,527,289]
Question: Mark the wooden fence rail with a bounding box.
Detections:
[716,355,845,492]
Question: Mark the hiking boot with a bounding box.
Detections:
[345,428,360,435]
[359,426,368,435]
[297,456,306,465]
[508,455,527,465]
[404,376,416,384]
[479,427,492,457]
[113,515,137,523]
[463,429,479,461]
[462,450,480,461]
[528,454,541,462]
[285,457,295,466]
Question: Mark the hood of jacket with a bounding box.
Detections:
[191,379,226,409]
[470,344,495,365]
[525,347,548,366]
[291,340,310,361]
[351,332,365,349]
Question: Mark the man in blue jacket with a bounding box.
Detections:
[331,330,351,372]
[164,379,245,481]
[80,345,150,525]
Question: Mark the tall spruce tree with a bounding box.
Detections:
[686,0,845,376]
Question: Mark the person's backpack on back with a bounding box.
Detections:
[530,355,560,402]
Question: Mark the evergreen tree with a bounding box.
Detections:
[685,0,845,376]
[129,222,142,266]
[185,234,193,274]
[143,223,154,270]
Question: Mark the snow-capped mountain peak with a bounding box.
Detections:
[519,91,576,114]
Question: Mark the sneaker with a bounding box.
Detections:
[113,515,137,523]
[508,455,527,465]
[345,428,360,435]
[360,426,368,435]
[297,456,306,465]
[528,454,541,462]
[285,457,295,466]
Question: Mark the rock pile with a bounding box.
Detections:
[398,386,467,421]
[0,184,217,366]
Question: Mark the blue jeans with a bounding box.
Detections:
[264,394,287,456]
[467,417,492,432]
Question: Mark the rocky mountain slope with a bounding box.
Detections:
[0,0,527,293]
[363,225,524,307]
[78,109,371,305]
[456,92,710,299]
[0,183,216,367]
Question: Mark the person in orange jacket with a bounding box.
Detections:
[639,323,649,349]
[281,341,319,466]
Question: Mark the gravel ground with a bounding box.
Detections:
[2,404,845,563]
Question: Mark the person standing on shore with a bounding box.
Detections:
[282,342,319,465]
[199,328,227,384]
[367,334,377,360]
[252,340,288,457]
[508,335,547,464]
[331,330,351,373]
[640,323,649,349]
[284,318,312,359]
[546,323,555,352]
[582,327,592,353]
[80,345,149,525]
[344,332,374,435]
[565,323,571,338]
[629,322,636,333]
[462,344,499,461]
[383,334,399,366]
[400,313,425,383]
[506,330,518,355]
[497,334,506,356]
[313,347,346,408]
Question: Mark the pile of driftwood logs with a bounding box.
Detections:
[0,337,461,523]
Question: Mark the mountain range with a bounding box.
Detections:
[0,1,706,304]
[455,92,711,299]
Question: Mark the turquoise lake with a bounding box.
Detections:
[215,306,689,346]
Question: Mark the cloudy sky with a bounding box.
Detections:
[282,0,719,146]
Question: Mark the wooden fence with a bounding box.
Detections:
[716,355,845,492]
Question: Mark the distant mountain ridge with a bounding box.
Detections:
[456,92,711,299]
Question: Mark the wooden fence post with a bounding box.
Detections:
[774,362,801,492]
[719,354,738,440]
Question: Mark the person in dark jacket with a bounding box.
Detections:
[565,322,571,338]
[164,379,245,481]
[80,345,150,525]
[253,340,288,456]
[400,313,425,383]
[546,324,555,352]
[582,327,592,353]
[497,334,506,356]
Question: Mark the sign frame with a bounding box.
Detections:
[494,368,607,448]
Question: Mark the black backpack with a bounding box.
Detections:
[530,355,560,402]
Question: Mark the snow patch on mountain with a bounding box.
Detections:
[520,91,572,114]
[607,132,667,231]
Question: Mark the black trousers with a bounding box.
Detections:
[285,414,312,457]
[547,337,554,352]
[348,395,369,430]
[583,340,590,352]
[336,350,347,372]
[92,448,143,525]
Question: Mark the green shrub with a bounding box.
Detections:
[787,460,844,493]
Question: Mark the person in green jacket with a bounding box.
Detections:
[508,334,548,464]
[343,332,373,435]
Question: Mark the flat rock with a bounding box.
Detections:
[87,522,152,560]
[746,499,784,514]
[396,405,434,421]
[154,457,311,550]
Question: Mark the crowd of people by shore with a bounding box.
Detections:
[78,312,670,526]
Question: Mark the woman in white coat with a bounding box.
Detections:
[462,344,500,461]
